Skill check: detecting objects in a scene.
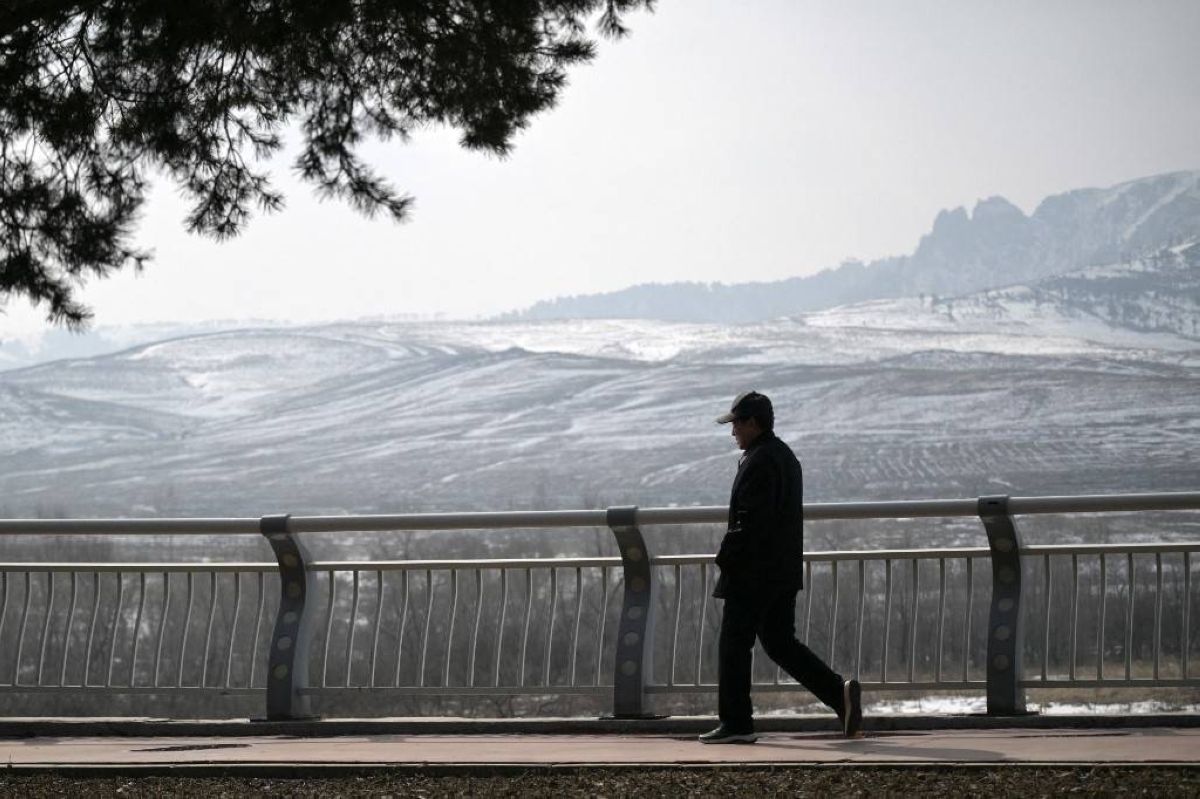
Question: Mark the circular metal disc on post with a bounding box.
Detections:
[606,506,662,720]
[979,496,1028,716]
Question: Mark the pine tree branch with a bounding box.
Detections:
[2,0,654,326]
[0,0,94,43]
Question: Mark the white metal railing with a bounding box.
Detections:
[1,492,1198,719]
[0,566,274,694]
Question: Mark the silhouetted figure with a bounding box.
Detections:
[699,391,863,744]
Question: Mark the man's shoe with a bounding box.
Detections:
[698,725,758,744]
[842,679,863,738]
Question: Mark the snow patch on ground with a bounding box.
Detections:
[765,695,1199,716]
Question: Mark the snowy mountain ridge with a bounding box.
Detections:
[518,171,1200,323]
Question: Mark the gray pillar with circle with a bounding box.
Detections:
[607,505,658,718]
[979,495,1027,715]
[261,514,318,720]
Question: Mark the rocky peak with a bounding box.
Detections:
[930,206,970,234]
[972,196,1026,223]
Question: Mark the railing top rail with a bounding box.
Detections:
[0,562,277,573]
[4,542,1198,573]
[290,508,612,533]
[1,491,1197,536]
[1006,492,1200,515]
[0,518,261,536]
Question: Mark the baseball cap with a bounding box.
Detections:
[716,391,773,424]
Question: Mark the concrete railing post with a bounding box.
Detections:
[978,495,1028,715]
[606,505,658,718]
[260,514,318,720]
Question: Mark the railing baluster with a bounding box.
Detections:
[84,573,101,687]
[60,572,78,687]
[671,565,682,687]
[828,561,840,667]
[492,566,506,686]
[446,569,459,687]
[908,559,918,683]
[1185,552,1192,680]
[420,569,435,688]
[963,558,973,682]
[694,564,706,686]
[347,570,361,688]
[569,568,582,686]
[106,572,125,687]
[543,568,557,686]
[323,571,337,688]
[249,572,265,689]
[177,573,194,687]
[37,572,55,686]
[394,570,410,687]
[936,558,946,684]
[0,573,7,684]
[200,572,217,688]
[153,573,171,688]
[398,566,412,686]
[15,573,31,686]
[856,559,867,682]
[494,569,508,687]
[1154,553,1163,681]
[1098,554,1107,681]
[131,573,147,687]
[1042,554,1051,681]
[1125,553,1134,681]
[519,568,533,686]
[1069,554,1079,681]
[470,570,485,688]
[198,573,217,686]
[369,571,385,687]
[225,572,242,689]
[0,573,8,684]
[803,560,813,643]
[882,559,892,684]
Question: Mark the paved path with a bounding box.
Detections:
[4,728,1199,768]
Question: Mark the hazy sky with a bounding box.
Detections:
[4,0,1200,338]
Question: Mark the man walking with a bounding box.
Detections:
[699,390,863,743]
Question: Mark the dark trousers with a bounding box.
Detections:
[718,584,844,730]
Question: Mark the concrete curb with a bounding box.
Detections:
[2,713,1198,739]
[5,761,1200,778]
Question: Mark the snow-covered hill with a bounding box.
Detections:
[802,242,1200,358]
[3,252,1199,522]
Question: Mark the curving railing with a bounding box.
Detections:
[0,492,1198,720]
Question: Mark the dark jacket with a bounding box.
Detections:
[713,430,804,599]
